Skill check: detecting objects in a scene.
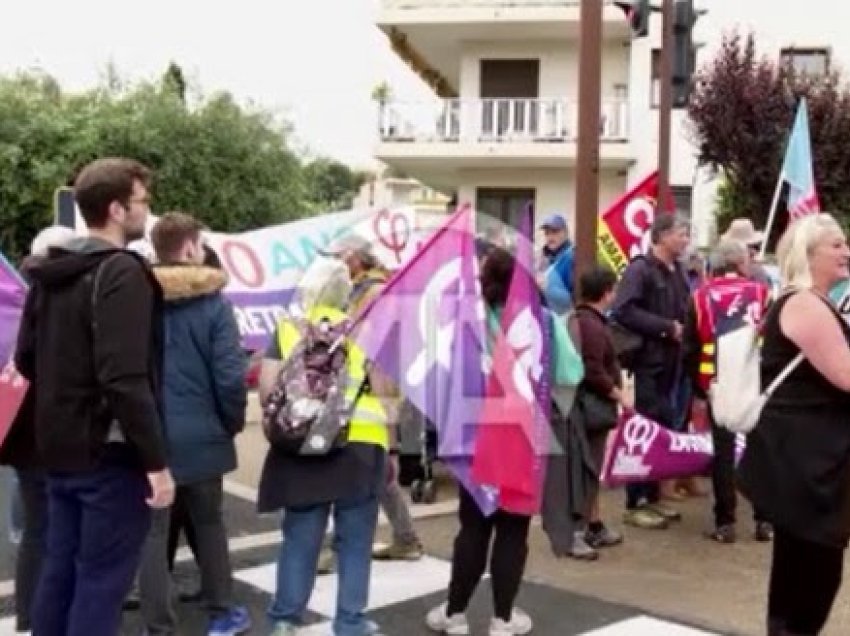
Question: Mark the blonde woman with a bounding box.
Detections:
[739,214,850,636]
[258,257,391,636]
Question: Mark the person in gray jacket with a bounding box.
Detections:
[138,212,249,636]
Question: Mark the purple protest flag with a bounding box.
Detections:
[472,205,552,515]
[352,204,498,514]
[0,251,26,365]
[601,410,714,486]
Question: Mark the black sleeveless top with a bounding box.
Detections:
[738,292,850,547]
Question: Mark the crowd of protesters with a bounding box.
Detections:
[2,156,850,636]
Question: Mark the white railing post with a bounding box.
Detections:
[619,99,629,140]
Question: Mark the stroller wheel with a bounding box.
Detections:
[422,480,437,504]
[410,480,425,503]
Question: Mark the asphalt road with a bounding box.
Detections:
[0,470,722,635]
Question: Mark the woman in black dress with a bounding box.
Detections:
[739,213,850,635]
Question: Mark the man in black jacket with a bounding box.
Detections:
[14,157,174,635]
[612,213,691,531]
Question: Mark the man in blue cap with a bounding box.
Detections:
[536,212,575,314]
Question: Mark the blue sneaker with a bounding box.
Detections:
[208,606,251,636]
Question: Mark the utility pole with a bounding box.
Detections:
[574,0,603,276]
[657,0,675,206]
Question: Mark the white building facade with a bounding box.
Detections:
[374,0,850,247]
[374,0,705,242]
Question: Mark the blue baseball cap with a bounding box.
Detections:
[539,213,567,231]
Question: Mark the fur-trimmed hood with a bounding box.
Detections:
[153,265,228,302]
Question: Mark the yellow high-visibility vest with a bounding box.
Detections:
[276,306,388,450]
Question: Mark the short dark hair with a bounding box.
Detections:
[480,247,515,307]
[73,157,151,228]
[151,212,205,264]
[650,213,689,245]
[203,244,222,269]
[578,265,618,303]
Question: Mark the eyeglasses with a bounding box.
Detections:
[126,196,151,208]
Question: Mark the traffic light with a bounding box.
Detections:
[54,186,76,229]
[614,0,651,39]
[672,0,704,107]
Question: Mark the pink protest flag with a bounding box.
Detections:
[0,250,28,444]
[351,204,498,514]
[0,362,28,447]
[471,206,551,515]
[0,251,26,365]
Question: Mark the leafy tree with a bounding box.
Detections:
[0,71,80,261]
[303,157,367,212]
[688,32,850,246]
[162,61,187,104]
[0,67,311,260]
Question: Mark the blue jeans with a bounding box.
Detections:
[14,468,47,632]
[33,456,151,636]
[269,490,381,635]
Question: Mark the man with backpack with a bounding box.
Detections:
[611,213,691,530]
[684,238,773,544]
[13,158,174,634]
[138,213,250,636]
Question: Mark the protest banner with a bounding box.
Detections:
[207,206,421,350]
[601,410,746,487]
[90,206,424,351]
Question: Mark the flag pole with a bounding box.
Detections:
[760,174,784,262]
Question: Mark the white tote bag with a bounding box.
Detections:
[709,324,803,434]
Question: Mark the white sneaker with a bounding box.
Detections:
[489,607,533,636]
[426,602,470,635]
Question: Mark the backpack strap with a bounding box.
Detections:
[763,352,804,398]
[566,309,583,357]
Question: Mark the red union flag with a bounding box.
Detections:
[596,171,674,276]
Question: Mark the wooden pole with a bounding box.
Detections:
[657,0,675,206]
[574,0,604,276]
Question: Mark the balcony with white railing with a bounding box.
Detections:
[378,98,630,145]
[384,0,582,7]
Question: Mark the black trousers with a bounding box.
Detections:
[768,529,844,635]
[447,487,531,621]
[710,413,767,527]
[167,489,199,572]
[626,368,677,509]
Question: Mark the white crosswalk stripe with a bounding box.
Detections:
[235,555,453,617]
[0,553,720,635]
[580,616,718,635]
